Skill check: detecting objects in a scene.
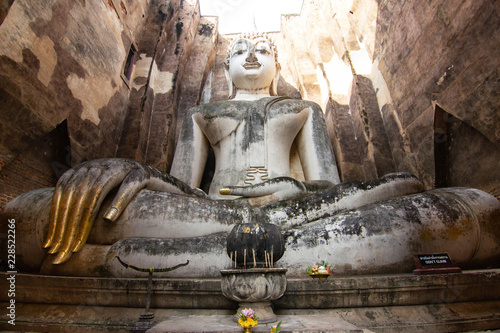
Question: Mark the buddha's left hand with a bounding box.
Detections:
[220,177,331,206]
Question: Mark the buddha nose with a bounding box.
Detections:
[245,48,258,63]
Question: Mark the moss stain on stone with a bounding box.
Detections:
[198,23,213,37]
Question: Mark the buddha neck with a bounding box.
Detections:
[232,88,271,101]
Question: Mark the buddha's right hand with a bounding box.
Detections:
[43,158,204,264]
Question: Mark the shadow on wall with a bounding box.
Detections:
[0,120,71,211]
[277,74,302,99]
[434,105,500,200]
[0,0,13,25]
[371,0,500,194]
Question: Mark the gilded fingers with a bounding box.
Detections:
[43,158,198,265]
[46,164,94,258]
[71,164,136,252]
[50,166,101,264]
[43,159,141,264]
[43,169,75,249]
[51,190,88,264]
[47,187,75,254]
[70,187,103,253]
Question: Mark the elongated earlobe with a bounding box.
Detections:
[270,64,281,96]
[224,66,235,99]
[228,82,235,99]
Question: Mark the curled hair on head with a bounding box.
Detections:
[224,32,279,68]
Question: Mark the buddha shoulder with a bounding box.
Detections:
[265,98,323,117]
[187,100,252,120]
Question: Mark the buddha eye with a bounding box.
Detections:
[232,49,246,56]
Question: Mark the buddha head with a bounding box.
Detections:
[225,33,281,98]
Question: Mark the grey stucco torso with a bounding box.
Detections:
[185,97,338,198]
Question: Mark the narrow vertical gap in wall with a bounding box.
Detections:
[0,120,71,210]
[51,120,72,178]
[433,105,449,188]
[121,43,137,88]
[433,105,500,199]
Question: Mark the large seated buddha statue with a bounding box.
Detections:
[3,33,500,277]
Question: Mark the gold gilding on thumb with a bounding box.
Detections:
[219,188,231,195]
[104,207,119,222]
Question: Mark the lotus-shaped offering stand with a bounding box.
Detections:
[220,268,287,324]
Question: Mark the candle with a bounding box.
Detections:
[252,249,256,268]
[244,249,247,268]
[235,251,237,269]
[230,252,233,269]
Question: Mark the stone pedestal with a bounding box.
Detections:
[220,268,287,324]
[2,270,500,331]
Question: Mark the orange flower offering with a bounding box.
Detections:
[270,321,282,333]
[239,317,258,328]
[237,308,258,328]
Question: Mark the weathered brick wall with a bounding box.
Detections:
[175,16,218,141]
[1,0,213,206]
[0,0,150,165]
[0,0,151,208]
[0,122,70,211]
[279,0,398,182]
[370,0,500,191]
[286,0,500,192]
[0,151,58,211]
[116,0,210,172]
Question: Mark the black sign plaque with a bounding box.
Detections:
[413,252,461,275]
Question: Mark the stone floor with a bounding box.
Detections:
[2,270,500,332]
[147,314,372,333]
[145,301,500,333]
[1,301,500,332]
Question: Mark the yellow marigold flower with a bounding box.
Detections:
[239,317,258,327]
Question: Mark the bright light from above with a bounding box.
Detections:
[350,37,372,75]
[199,0,303,34]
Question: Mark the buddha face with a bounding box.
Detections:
[227,37,278,92]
